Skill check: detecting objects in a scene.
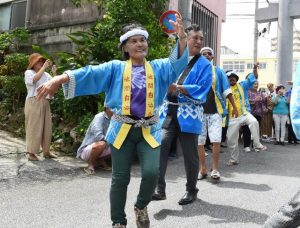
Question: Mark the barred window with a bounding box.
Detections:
[0,0,26,31]
[247,62,267,70]
[223,61,245,73]
[0,4,11,30]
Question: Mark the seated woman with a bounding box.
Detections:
[77,107,113,175]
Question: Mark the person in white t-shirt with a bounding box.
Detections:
[24,53,57,161]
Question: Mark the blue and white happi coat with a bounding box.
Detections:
[161,55,212,134]
[62,42,189,148]
[212,65,232,116]
[239,73,257,113]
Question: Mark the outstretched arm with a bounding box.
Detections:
[169,14,187,57]
[37,73,69,99]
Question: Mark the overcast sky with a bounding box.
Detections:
[221,0,300,57]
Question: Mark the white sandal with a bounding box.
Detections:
[227,159,239,166]
[255,145,267,152]
[211,170,220,180]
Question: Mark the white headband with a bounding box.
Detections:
[226,70,238,77]
[119,29,149,43]
[200,47,214,56]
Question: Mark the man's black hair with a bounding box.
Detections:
[185,24,202,34]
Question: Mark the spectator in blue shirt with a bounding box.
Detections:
[272,85,289,145]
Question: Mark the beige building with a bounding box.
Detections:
[220,51,300,89]
[271,32,300,53]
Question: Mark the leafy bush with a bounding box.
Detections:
[50,89,100,124]
[5,53,28,75]
[0,75,27,113]
[0,65,8,75]
[74,112,94,140]
[0,28,30,56]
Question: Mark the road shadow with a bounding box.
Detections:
[0,155,112,189]
[153,199,269,225]
[211,180,272,192]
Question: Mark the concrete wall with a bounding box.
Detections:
[27,0,102,54]
[28,0,99,27]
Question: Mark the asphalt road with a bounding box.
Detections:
[1,130,300,228]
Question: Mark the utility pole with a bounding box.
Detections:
[277,0,293,85]
[256,0,300,84]
[178,0,192,28]
[253,0,259,63]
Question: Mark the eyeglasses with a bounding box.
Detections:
[202,52,212,56]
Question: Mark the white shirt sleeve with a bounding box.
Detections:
[24,70,53,99]
[24,70,36,86]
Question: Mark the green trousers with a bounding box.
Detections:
[110,127,160,225]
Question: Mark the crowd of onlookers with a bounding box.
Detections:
[243,82,299,147]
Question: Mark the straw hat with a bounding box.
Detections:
[27,53,46,70]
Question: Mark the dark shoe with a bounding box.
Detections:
[197,172,208,180]
[112,223,126,228]
[274,141,280,145]
[178,191,197,205]
[134,206,150,228]
[280,141,285,146]
[152,191,166,201]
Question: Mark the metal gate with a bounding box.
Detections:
[192,0,218,63]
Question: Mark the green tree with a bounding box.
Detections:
[61,0,170,68]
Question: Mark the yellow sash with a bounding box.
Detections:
[227,83,247,118]
[113,59,159,149]
[236,83,247,115]
[211,66,224,115]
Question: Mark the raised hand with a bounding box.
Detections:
[43,59,52,69]
[169,14,187,40]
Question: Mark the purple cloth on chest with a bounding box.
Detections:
[130,65,146,118]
